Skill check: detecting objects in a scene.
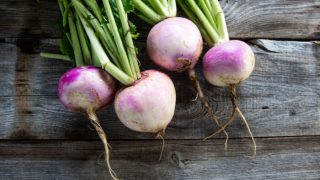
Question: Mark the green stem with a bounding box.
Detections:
[204,0,214,15]
[102,0,134,78]
[72,0,121,68]
[75,13,91,65]
[81,0,121,67]
[57,0,65,14]
[115,0,141,79]
[168,0,177,17]
[160,0,167,6]
[62,0,68,11]
[135,13,155,25]
[185,0,221,44]
[62,0,69,27]
[83,0,103,22]
[65,32,72,46]
[149,0,169,16]
[199,0,217,30]
[177,0,215,46]
[79,15,134,85]
[100,32,122,68]
[210,0,229,41]
[132,0,164,25]
[68,9,84,66]
[91,45,101,67]
[40,52,71,61]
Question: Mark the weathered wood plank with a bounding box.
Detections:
[0,0,319,39]
[0,137,319,180]
[0,39,319,140]
[0,39,69,97]
[1,95,319,140]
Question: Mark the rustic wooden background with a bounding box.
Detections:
[0,0,319,179]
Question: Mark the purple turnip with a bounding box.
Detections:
[58,66,118,179]
[115,70,176,134]
[114,69,176,160]
[203,40,255,87]
[178,0,256,155]
[147,17,229,147]
[202,40,256,152]
[147,17,202,72]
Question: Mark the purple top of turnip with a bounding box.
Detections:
[58,66,116,112]
[203,40,255,87]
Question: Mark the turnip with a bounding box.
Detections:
[73,0,176,162]
[178,0,256,155]
[132,0,229,147]
[58,66,118,179]
[115,70,176,134]
[42,0,176,179]
[147,17,202,72]
[115,69,176,159]
[202,40,255,87]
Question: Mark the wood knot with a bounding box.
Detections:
[170,152,186,168]
[289,109,296,116]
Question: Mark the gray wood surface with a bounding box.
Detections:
[0,39,319,140]
[0,137,319,180]
[0,0,319,39]
[0,0,319,179]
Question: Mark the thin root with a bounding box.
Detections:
[87,109,119,180]
[156,132,165,161]
[236,107,257,157]
[192,93,199,101]
[188,69,229,149]
[203,85,256,156]
[203,105,237,141]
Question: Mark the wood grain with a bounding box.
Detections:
[0,39,319,140]
[0,1,319,179]
[0,0,319,39]
[0,137,319,180]
[0,0,320,180]
[1,95,319,140]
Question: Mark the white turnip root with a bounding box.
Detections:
[58,66,118,179]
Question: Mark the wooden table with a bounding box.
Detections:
[1,0,319,179]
